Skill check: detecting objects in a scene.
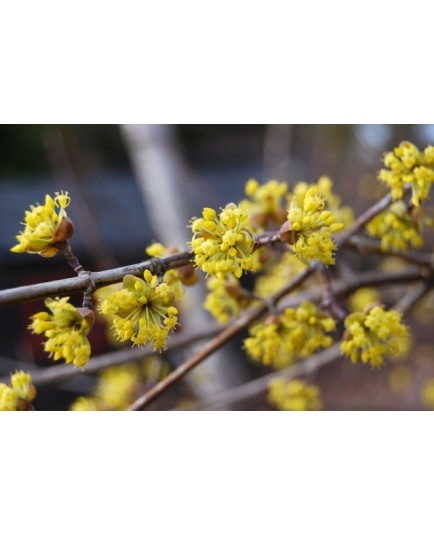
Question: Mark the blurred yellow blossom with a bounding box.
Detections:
[387,365,413,394]
[366,202,424,251]
[71,357,170,411]
[421,378,434,410]
[244,301,335,369]
[0,371,36,411]
[240,178,289,230]
[378,142,434,206]
[341,305,409,368]
[348,287,381,313]
[204,275,254,324]
[268,378,322,411]
[254,252,307,298]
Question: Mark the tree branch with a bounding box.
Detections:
[0,251,194,307]
[0,324,222,387]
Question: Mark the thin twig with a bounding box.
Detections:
[346,235,434,268]
[184,344,342,411]
[0,324,222,387]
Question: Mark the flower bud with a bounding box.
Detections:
[52,216,74,243]
[278,220,294,244]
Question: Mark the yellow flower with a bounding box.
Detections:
[348,287,381,313]
[204,275,254,324]
[388,366,413,394]
[190,203,258,279]
[70,397,105,411]
[254,252,307,297]
[0,384,18,411]
[99,269,178,350]
[341,305,409,367]
[0,371,36,411]
[366,201,424,251]
[421,378,434,410]
[244,301,336,369]
[240,178,289,230]
[268,378,322,411]
[283,185,344,265]
[30,297,94,368]
[94,363,140,410]
[11,191,72,257]
[70,356,170,411]
[378,142,434,206]
[293,176,354,229]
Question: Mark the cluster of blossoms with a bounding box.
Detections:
[292,176,354,229]
[254,252,307,297]
[11,191,73,257]
[30,297,94,368]
[348,287,381,313]
[71,357,170,411]
[240,178,289,230]
[0,371,36,411]
[379,142,434,206]
[190,204,259,279]
[99,270,178,350]
[281,186,344,265]
[244,301,336,369]
[341,304,409,367]
[204,275,255,324]
[366,202,424,251]
[268,378,322,411]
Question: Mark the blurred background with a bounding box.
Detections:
[1,124,434,410]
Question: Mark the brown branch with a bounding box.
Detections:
[346,235,434,268]
[0,251,194,307]
[0,324,223,387]
[184,344,342,411]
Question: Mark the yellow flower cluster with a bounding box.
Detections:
[71,363,140,411]
[30,297,94,368]
[190,204,258,279]
[70,357,170,411]
[244,301,336,369]
[341,305,409,367]
[254,252,306,297]
[348,287,381,313]
[268,378,322,411]
[241,178,289,230]
[379,142,434,206]
[366,202,423,251]
[11,191,72,257]
[204,275,254,324]
[99,270,178,350]
[284,186,344,265]
[0,371,36,411]
[146,242,199,294]
[292,176,354,229]
[421,378,434,410]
